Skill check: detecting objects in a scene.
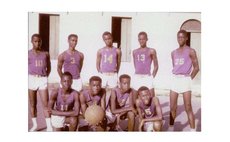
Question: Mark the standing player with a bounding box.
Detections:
[28,34,52,131]
[96,31,122,121]
[57,34,84,92]
[136,86,163,132]
[110,74,136,131]
[169,30,199,131]
[48,72,80,131]
[133,32,158,97]
[79,76,106,131]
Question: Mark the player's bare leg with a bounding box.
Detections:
[66,117,78,131]
[127,111,135,131]
[169,90,179,131]
[29,90,37,131]
[153,120,162,131]
[183,91,195,131]
[38,89,52,131]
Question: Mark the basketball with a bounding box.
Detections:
[85,105,105,125]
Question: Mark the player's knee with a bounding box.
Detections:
[69,117,78,125]
[153,121,162,131]
[127,111,135,120]
[185,104,192,113]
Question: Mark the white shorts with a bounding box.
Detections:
[28,75,48,90]
[100,73,118,88]
[132,74,155,90]
[144,122,154,132]
[51,115,66,128]
[170,74,192,94]
[60,78,82,91]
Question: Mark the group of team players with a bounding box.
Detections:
[28,30,199,132]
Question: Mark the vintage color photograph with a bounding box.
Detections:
[28,12,201,132]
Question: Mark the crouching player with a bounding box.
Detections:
[136,86,163,132]
[48,72,80,131]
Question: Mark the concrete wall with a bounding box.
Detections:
[28,12,201,92]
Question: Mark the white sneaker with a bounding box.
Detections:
[29,126,37,132]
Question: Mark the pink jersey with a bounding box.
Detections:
[56,88,77,112]
[139,98,155,118]
[114,88,132,108]
[82,89,104,106]
[28,50,48,76]
[100,47,117,73]
[172,46,192,76]
[63,51,81,79]
[133,47,152,75]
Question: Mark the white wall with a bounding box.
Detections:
[28,12,201,91]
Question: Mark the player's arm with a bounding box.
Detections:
[129,90,137,114]
[171,51,175,67]
[151,49,158,78]
[110,90,132,115]
[116,48,122,73]
[57,53,64,78]
[96,49,102,73]
[79,92,87,117]
[46,52,51,76]
[136,99,144,131]
[132,50,136,70]
[48,89,58,115]
[79,52,84,73]
[190,48,200,79]
[141,97,163,123]
[100,89,106,110]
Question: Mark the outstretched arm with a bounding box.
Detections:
[96,49,101,73]
[190,49,199,79]
[79,52,84,73]
[151,49,158,78]
[46,52,51,76]
[79,92,87,117]
[57,53,64,78]
[116,48,122,73]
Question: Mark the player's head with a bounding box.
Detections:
[119,74,131,92]
[102,31,113,47]
[177,30,188,46]
[138,86,151,105]
[31,34,42,50]
[138,31,148,47]
[61,72,73,90]
[68,34,78,49]
[89,76,102,95]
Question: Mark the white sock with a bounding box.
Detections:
[45,118,53,131]
[30,118,37,132]
[190,128,196,132]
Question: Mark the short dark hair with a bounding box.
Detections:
[62,72,73,80]
[138,31,148,39]
[177,30,188,37]
[119,74,131,82]
[89,76,102,84]
[102,31,112,38]
[68,34,78,40]
[138,86,149,95]
[31,34,41,41]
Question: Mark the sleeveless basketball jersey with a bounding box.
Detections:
[133,47,152,75]
[83,89,102,106]
[139,98,155,118]
[63,50,81,79]
[100,47,117,73]
[56,88,76,112]
[172,46,192,76]
[28,49,48,76]
[114,88,131,108]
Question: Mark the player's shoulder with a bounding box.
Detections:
[148,47,156,53]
